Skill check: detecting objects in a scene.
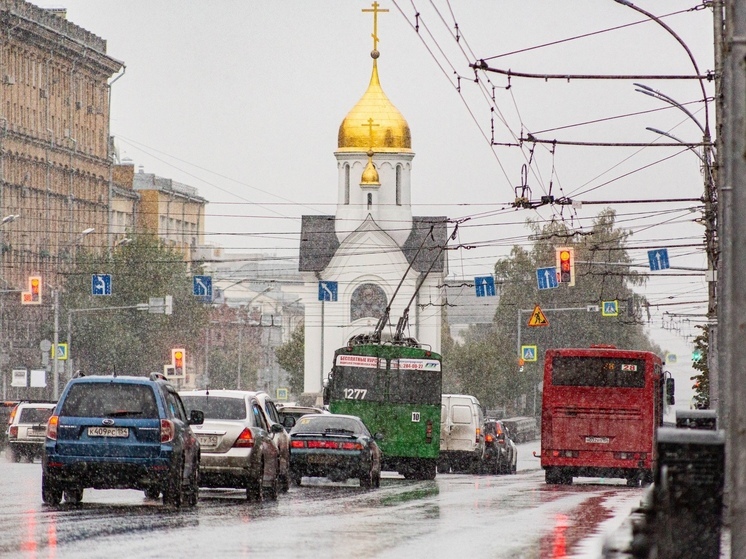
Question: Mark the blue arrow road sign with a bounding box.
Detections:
[193,275,213,298]
[91,274,112,296]
[474,276,496,297]
[318,281,338,302]
[536,267,559,290]
[648,248,670,271]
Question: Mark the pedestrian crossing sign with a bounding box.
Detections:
[601,300,619,317]
[528,305,549,327]
[521,345,538,362]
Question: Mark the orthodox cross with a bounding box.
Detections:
[362,1,389,52]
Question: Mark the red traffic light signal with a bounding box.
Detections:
[555,247,575,286]
[22,276,42,305]
[171,348,185,376]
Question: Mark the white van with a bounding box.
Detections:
[439,394,485,473]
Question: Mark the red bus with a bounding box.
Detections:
[539,345,675,486]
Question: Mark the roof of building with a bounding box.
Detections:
[299,215,448,273]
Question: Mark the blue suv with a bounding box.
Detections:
[42,373,203,507]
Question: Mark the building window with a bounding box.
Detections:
[350,283,387,322]
[344,164,350,205]
[396,165,401,206]
[367,192,372,210]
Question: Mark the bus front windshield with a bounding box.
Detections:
[551,356,646,388]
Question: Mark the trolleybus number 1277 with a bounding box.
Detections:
[343,388,368,400]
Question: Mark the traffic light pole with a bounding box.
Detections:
[517,305,596,415]
[52,290,59,400]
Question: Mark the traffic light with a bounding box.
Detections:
[692,348,703,363]
[556,247,575,286]
[21,276,42,305]
[171,348,185,376]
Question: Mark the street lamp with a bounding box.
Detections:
[1,214,19,225]
[52,227,96,400]
[237,287,272,390]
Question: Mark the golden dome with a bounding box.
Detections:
[360,151,381,185]
[338,60,411,152]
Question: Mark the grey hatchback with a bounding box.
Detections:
[180,390,285,501]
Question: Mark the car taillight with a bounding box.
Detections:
[160,419,175,443]
[485,434,494,444]
[9,425,18,438]
[476,428,481,444]
[340,442,363,450]
[234,428,254,448]
[291,440,306,448]
[46,416,58,441]
[8,406,17,425]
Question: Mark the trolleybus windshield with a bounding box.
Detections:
[388,358,442,405]
[551,356,646,388]
[332,354,385,402]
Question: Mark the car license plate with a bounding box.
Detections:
[585,436,610,444]
[88,426,129,438]
[307,454,335,464]
[197,434,218,447]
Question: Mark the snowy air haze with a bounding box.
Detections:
[35,1,715,360]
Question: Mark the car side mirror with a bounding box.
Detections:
[189,409,204,426]
[271,422,285,433]
[282,416,296,430]
[374,432,384,441]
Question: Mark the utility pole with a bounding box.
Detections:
[721,0,746,548]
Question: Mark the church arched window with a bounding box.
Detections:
[344,164,350,205]
[350,283,387,322]
[396,165,402,206]
[367,192,372,210]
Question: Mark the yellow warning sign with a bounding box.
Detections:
[528,305,549,327]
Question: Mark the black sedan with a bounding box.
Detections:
[289,414,381,488]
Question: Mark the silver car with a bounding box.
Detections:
[180,390,283,501]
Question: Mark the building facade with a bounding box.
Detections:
[0,1,123,289]
[112,162,207,263]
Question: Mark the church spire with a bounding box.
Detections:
[337,1,411,153]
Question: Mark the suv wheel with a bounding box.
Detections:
[163,459,184,507]
[64,488,84,505]
[185,461,199,507]
[42,475,62,506]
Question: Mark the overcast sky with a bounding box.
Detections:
[35,0,715,359]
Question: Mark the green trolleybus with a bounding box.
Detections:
[324,339,442,480]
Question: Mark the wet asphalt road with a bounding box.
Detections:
[0,444,645,559]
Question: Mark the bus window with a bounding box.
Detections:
[552,356,645,388]
[331,366,385,402]
[388,369,441,405]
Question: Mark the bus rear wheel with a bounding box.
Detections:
[545,468,572,485]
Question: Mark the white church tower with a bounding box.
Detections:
[298,2,448,397]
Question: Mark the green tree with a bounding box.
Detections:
[275,322,305,397]
[62,234,209,377]
[448,209,661,414]
[690,324,709,409]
